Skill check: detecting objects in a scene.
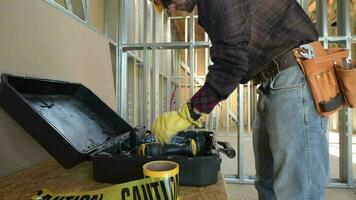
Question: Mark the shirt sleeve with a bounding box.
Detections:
[190,0,255,114]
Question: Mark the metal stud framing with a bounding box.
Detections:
[82,0,88,22]
[142,0,150,127]
[64,0,73,12]
[152,9,159,124]
[237,85,245,180]
[336,0,353,187]
[117,0,128,119]
[104,0,109,35]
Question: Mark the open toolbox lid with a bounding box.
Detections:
[0,74,133,166]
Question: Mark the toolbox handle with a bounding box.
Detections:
[217,141,236,158]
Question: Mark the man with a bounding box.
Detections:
[151,0,328,199]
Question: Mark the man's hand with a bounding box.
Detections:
[152,102,202,144]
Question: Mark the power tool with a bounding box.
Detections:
[138,139,197,157]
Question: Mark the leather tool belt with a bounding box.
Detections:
[251,51,297,85]
[294,41,356,117]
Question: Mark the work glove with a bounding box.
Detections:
[152,102,202,144]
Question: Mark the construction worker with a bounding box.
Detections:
[151,0,328,199]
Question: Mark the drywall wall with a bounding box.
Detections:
[0,0,115,176]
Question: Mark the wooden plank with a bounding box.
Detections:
[0,159,228,200]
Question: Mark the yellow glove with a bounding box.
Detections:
[149,0,164,13]
[152,103,202,144]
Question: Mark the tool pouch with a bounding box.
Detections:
[335,60,356,108]
[295,42,349,117]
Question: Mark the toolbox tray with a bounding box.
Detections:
[92,130,222,186]
[0,74,228,186]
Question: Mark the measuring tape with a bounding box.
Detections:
[31,161,180,200]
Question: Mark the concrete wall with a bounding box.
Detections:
[0,0,115,176]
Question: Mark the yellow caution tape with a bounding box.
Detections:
[31,161,180,200]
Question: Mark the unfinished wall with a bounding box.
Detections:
[0,0,115,176]
[88,0,105,32]
[54,0,65,7]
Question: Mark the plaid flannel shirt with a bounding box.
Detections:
[190,0,318,113]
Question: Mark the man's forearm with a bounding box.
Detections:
[190,83,221,114]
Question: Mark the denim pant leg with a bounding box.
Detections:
[253,65,329,200]
[253,83,275,199]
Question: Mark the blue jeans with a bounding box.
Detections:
[253,65,329,200]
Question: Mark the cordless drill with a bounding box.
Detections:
[138,139,197,157]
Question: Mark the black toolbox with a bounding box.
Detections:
[0,74,235,186]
